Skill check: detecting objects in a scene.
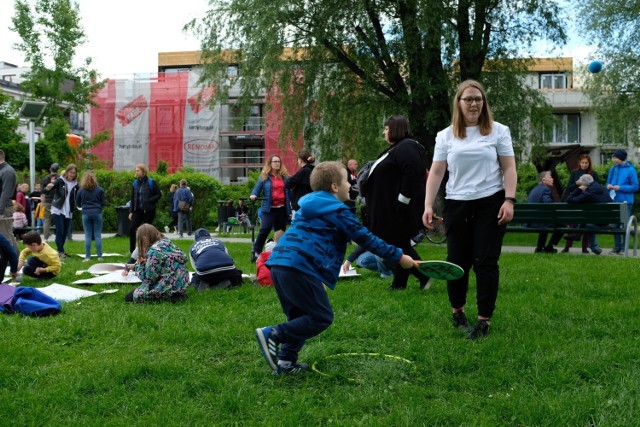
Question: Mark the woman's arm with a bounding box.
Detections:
[422,160,447,228]
[498,156,517,225]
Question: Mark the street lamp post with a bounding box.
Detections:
[19,101,47,192]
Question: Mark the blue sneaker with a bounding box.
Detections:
[255,326,279,370]
[275,362,308,375]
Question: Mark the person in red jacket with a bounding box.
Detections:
[255,230,283,286]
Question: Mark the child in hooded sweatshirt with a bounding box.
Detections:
[254,161,417,375]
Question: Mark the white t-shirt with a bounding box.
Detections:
[433,122,514,201]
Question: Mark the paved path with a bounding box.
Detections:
[61,233,639,258]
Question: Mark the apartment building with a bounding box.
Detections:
[0,61,88,143]
[5,54,628,181]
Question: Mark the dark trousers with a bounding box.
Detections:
[52,214,72,254]
[536,231,563,250]
[390,242,425,288]
[191,268,243,290]
[129,209,156,252]
[22,257,56,280]
[271,266,334,363]
[444,191,506,318]
[0,255,8,282]
[252,207,288,254]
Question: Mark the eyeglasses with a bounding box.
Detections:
[459,96,484,105]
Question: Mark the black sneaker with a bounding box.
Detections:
[275,362,308,375]
[453,311,472,333]
[255,326,279,371]
[591,248,602,255]
[467,319,490,340]
[610,248,622,255]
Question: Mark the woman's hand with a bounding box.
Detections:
[497,201,514,225]
[249,195,257,202]
[422,207,434,229]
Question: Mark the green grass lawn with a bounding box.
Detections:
[1,236,638,426]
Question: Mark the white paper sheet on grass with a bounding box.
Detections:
[73,270,141,285]
[38,283,119,302]
[74,253,124,258]
[87,263,127,275]
[339,266,360,278]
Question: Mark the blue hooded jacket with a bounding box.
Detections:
[606,161,639,204]
[266,191,402,289]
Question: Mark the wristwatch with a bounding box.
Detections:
[504,197,516,204]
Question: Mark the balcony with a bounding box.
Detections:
[220,116,265,136]
[541,90,591,111]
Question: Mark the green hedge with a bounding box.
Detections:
[16,169,227,232]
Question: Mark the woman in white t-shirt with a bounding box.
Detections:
[422,80,517,340]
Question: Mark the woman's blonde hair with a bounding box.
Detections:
[170,184,178,192]
[135,164,148,176]
[451,79,493,139]
[80,170,98,191]
[260,155,289,181]
[136,224,164,257]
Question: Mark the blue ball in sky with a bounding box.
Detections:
[588,61,602,74]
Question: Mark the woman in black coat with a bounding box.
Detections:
[366,115,428,290]
[285,150,315,215]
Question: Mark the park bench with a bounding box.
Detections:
[12,226,55,239]
[508,202,638,257]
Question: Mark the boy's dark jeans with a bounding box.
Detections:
[270,266,334,363]
[22,257,56,280]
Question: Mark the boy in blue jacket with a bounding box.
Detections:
[255,161,417,375]
[606,149,639,254]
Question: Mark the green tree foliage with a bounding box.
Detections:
[576,0,640,147]
[187,0,566,164]
[0,92,24,146]
[11,0,104,121]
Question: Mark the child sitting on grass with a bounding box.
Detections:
[255,161,418,375]
[125,224,189,303]
[17,231,61,280]
[255,229,284,287]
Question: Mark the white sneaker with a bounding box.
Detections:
[164,226,170,233]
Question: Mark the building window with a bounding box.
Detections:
[227,65,239,76]
[544,113,580,144]
[230,104,263,131]
[540,73,567,89]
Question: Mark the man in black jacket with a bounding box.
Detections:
[128,165,161,252]
[40,163,59,240]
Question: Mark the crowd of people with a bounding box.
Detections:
[1,79,639,377]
